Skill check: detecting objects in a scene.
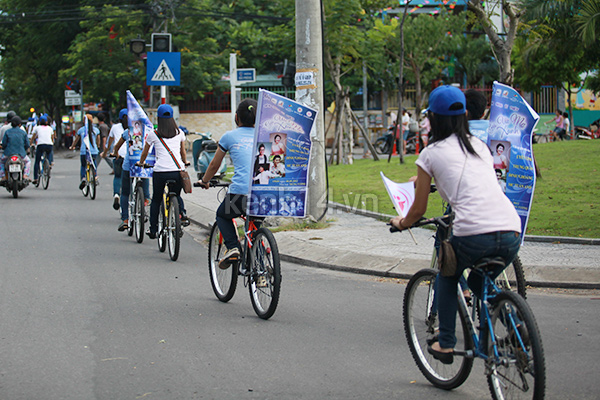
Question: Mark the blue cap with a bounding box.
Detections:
[119,108,128,120]
[157,104,173,119]
[427,85,466,116]
[39,115,48,123]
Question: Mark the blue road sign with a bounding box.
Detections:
[236,68,256,83]
[147,52,181,86]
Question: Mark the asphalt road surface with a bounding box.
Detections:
[0,157,598,399]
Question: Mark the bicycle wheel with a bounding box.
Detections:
[495,256,527,299]
[42,158,50,190]
[167,195,181,261]
[134,185,145,243]
[248,227,281,320]
[486,291,546,400]
[403,269,473,390]
[157,199,167,252]
[207,223,238,302]
[82,167,90,197]
[89,165,96,200]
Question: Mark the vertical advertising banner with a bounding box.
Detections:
[81,115,96,169]
[126,90,155,178]
[248,89,317,217]
[488,81,540,236]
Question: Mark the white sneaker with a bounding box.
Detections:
[113,194,120,210]
[219,247,240,270]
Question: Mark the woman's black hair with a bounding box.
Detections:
[464,89,487,121]
[86,114,94,137]
[258,143,265,151]
[273,155,281,161]
[428,104,478,156]
[236,98,257,127]
[157,117,178,138]
[274,134,281,140]
[496,143,505,151]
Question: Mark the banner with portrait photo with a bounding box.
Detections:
[126,90,155,178]
[247,89,317,218]
[487,81,540,236]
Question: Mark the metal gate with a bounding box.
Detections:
[530,85,558,114]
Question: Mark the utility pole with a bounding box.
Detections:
[296,0,327,221]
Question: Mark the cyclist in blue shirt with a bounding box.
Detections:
[70,114,100,189]
[197,98,257,269]
[111,112,150,232]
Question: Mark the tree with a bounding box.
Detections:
[467,0,522,84]
[0,0,84,132]
[61,5,150,112]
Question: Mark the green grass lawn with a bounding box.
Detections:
[327,139,600,238]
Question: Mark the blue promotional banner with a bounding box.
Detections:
[487,81,539,237]
[126,90,155,178]
[247,89,317,217]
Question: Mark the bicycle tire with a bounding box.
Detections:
[486,291,546,400]
[134,185,145,244]
[42,158,50,190]
[167,195,180,261]
[82,167,90,197]
[248,227,281,320]
[495,256,527,300]
[89,165,96,200]
[207,223,238,302]
[403,269,473,390]
[157,199,167,252]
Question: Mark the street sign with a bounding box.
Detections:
[65,97,82,106]
[147,52,181,86]
[65,90,79,98]
[236,68,256,83]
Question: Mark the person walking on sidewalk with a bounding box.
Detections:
[136,103,190,239]
[197,98,257,269]
[103,109,128,211]
[390,85,521,365]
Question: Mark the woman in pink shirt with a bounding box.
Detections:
[545,109,564,141]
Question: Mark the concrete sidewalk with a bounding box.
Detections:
[183,185,600,290]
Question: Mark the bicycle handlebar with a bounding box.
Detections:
[388,214,453,233]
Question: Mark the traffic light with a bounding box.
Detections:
[151,33,171,52]
[276,59,295,88]
[130,38,146,55]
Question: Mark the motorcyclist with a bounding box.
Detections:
[0,115,31,181]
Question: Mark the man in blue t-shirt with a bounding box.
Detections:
[197,98,257,269]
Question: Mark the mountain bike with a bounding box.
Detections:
[206,182,281,320]
[400,216,546,399]
[127,175,148,244]
[34,151,51,190]
[81,157,96,200]
[156,179,182,261]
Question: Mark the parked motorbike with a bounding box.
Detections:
[192,132,227,181]
[374,123,422,155]
[1,155,29,198]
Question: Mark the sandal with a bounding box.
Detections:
[118,220,128,232]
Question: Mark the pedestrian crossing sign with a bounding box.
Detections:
[147,52,181,86]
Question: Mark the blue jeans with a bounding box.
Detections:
[79,154,100,180]
[216,194,247,250]
[436,231,521,349]
[120,170,150,222]
[149,171,186,234]
[113,158,123,196]
[33,144,53,180]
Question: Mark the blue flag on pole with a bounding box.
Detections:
[126,90,155,178]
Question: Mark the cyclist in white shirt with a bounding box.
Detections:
[30,115,55,185]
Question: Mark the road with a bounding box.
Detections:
[0,156,598,399]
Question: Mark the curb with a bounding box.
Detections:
[328,201,600,246]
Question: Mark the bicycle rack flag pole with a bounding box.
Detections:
[381,172,418,245]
